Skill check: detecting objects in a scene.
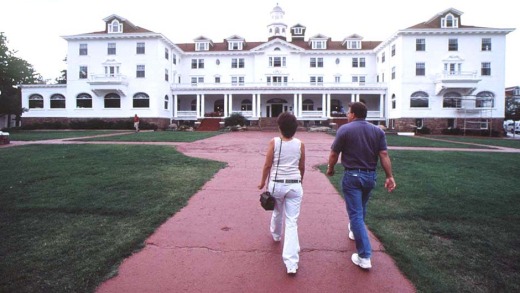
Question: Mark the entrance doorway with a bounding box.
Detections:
[266,98,289,117]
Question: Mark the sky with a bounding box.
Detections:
[1,0,518,86]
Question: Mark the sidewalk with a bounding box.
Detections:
[95,131,415,293]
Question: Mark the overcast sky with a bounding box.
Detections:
[1,0,518,86]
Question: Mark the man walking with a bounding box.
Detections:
[326,102,396,270]
[133,114,140,132]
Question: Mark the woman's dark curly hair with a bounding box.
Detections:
[277,112,298,138]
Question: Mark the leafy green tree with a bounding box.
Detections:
[505,96,520,121]
[0,33,42,128]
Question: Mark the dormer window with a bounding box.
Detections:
[311,40,326,49]
[346,40,361,49]
[108,19,122,33]
[293,27,303,35]
[196,42,209,51]
[441,13,459,28]
[228,41,243,50]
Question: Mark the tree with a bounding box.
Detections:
[0,33,42,128]
[505,96,520,121]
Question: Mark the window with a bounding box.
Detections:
[266,76,288,86]
[133,92,149,108]
[108,20,122,33]
[228,41,242,50]
[191,99,197,111]
[232,58,245,68]
[191,59,204,69]
[476,91,494,108]
[104,93,121,108]
[391,94,396,109]
[448,39,458,51]
[310,76,323,85]
[443,92,462,108]
[196,42,209,51]
[391,67,396,80]
[410,91,429,108]
[79,44,88,55]
[441,14,459,28]
[191,76,204,85]
[231,76,245,86]
[165,48,169,60]
[352,58,365,68]
[416,63,425,76]
[165,69,169,81]
[382,52,385,63]
[164,95,169,110]
[444,63,461,75]
[136,65,145,78]
[416,39,425,51]
[447,118,455,128]
[241,99,252,111]
[79,66,88,79]
[391,44,396,56]
[346,40,361,49]
[293,27,303,34]
[415,119,424,129]
[136,42,145,54]
[107,43,116,55]
[481,62,491,76]
[50,94,66,109]
[172,54,177,65]
[302,99,314,111]
[76,93,92,108]
[482,38,492,51]
[351,76,365,84]
[269,57,286,67]
[215,76,221,83]
[29,94,44,108]
[311,40,326,49]
[335,76,341,83]
[310,57,324,68]
[104,65,120,77]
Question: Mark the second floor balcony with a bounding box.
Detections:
[435,71,481,96]
[87,74,129,96]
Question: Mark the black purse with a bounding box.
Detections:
[260,138,282,211]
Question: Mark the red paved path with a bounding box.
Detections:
[93,131,416,293]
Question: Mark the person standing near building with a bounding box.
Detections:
[133,114,140,132]
[258,112,305,275]
[326,102,396,270]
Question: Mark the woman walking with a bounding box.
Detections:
[258,112,305,275]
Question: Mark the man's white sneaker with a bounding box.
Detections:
[351,253,372,269]
[348,223,355,241]
[286,264,298,275]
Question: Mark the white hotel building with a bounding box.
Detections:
[20,5,514,133]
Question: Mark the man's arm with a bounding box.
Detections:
[379,150,396,192]
[326,150,340,176]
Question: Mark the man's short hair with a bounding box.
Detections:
[349,102,367,119]
[277,112,298,138]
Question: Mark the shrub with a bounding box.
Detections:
[224,113,246,127]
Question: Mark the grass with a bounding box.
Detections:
[75,131,222,142]
[322,151,520,292]
[0,144,226,293]
[6,130,127,141]
[427,135,520,149]
[385,135,492,149]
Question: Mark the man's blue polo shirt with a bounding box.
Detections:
[331,119,388,170]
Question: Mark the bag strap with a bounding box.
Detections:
[267,137,283,194]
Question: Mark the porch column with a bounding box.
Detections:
[228,94,233,115]
[196,95,201,118]
[173,94,178,118]
[354,94,359,102]
[326,94,331,118]
[252,94,257,118]
[322,94,327,117]
[298,94,303,118]
[224,94,229,117]
[257,94,262,117]
[200,94,205,117]
[379,94,384,118]
[293,94,298,117]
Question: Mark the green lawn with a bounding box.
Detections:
[75,130,222,142]
[322,150,520,292]
[7,130,127,141]
[0,144,225,293]
[385,134,493,149]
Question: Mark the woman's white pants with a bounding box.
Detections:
[269,181,303,269]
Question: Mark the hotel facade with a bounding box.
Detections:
[20,5,514,133]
